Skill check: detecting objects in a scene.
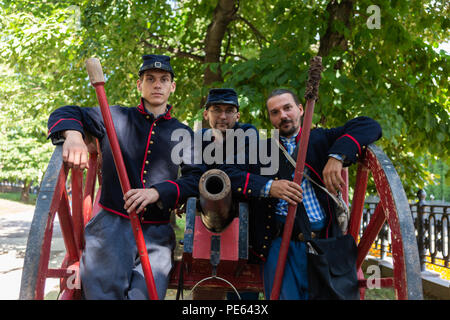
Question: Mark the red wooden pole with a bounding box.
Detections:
[85,58,159,300]
[270,56,323,300]
[270,98,315,300]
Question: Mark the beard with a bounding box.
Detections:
[279,120,298,137]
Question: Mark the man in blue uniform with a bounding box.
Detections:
[47,54,202,299]
[200,88,257,169]
[224,88,382,299]
[191,88,264,300]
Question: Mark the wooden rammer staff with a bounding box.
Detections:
[85,58,159,300]
[270,56,324,300]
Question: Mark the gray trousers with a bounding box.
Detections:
[80,209,176,300]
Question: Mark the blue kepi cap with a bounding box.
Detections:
[205,88,239,110]
[139,54,174,78]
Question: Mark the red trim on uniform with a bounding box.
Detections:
[99,203,130,219]
[99,203,170,224]
[165,180,180,208]
[243,172,250,195]
[305,163,325,185]
[279,128,302,148]
[136,100,172,120]
[48,118,83,135]
[163,105,173,120]
[337,134,361,155]
[136,99,146,115]
[250,249,266,262]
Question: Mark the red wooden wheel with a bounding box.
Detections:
[349,144,423,300]
[19,144,100,300]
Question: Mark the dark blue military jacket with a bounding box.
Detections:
[199,122,258,171]
[222,116,382,262]
[47,99,202,224]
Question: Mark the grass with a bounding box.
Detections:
[0,191,37,205]
[363,288,396,300]
[361,272,396,300]
[174,215,186,242]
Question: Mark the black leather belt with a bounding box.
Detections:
[275,219,317,242]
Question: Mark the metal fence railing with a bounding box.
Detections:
[361,193,449,273]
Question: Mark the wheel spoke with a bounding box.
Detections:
[35,210,56,300]
[57,188,80,262]
[71,169,85,251]
[356,203,386,269]
[82,152,98,227]
[348,159,369,241]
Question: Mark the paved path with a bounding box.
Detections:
[0,199,64,299]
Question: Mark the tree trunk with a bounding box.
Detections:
[20,180,31,203]
[203,0,238,86]
[318,0,354,58]
[202,0,238,128]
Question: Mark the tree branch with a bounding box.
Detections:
[224,28,232,61]
[203,0,239,83]
[141,39,204,62]
[223,53,248,61]
[234,15,269,46]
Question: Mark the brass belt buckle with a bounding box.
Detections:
[297,232,316,241]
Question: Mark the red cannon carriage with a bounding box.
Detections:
[169,169,263,298]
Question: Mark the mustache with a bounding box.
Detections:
[280,119,293,126]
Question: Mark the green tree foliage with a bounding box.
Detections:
[423,158,450,201]
[0,0,448,199]
[0,65,54,200]
[0,2,82,199]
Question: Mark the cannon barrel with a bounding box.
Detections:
[198,169,233,233]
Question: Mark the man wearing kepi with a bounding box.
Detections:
[200,88,259,171]
[47,54,202,299]
[192,88,264,300]
[226,88,382,299]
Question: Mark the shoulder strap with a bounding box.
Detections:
[274,139,349,213]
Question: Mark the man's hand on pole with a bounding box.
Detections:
[269,179,303,206]
[123,188,160,214]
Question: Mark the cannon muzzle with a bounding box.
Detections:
[198,169,232,233]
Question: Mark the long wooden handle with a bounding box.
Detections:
[85,58,159,300]
[270,56,323,300]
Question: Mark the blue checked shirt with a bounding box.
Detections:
[261,134,325,223]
